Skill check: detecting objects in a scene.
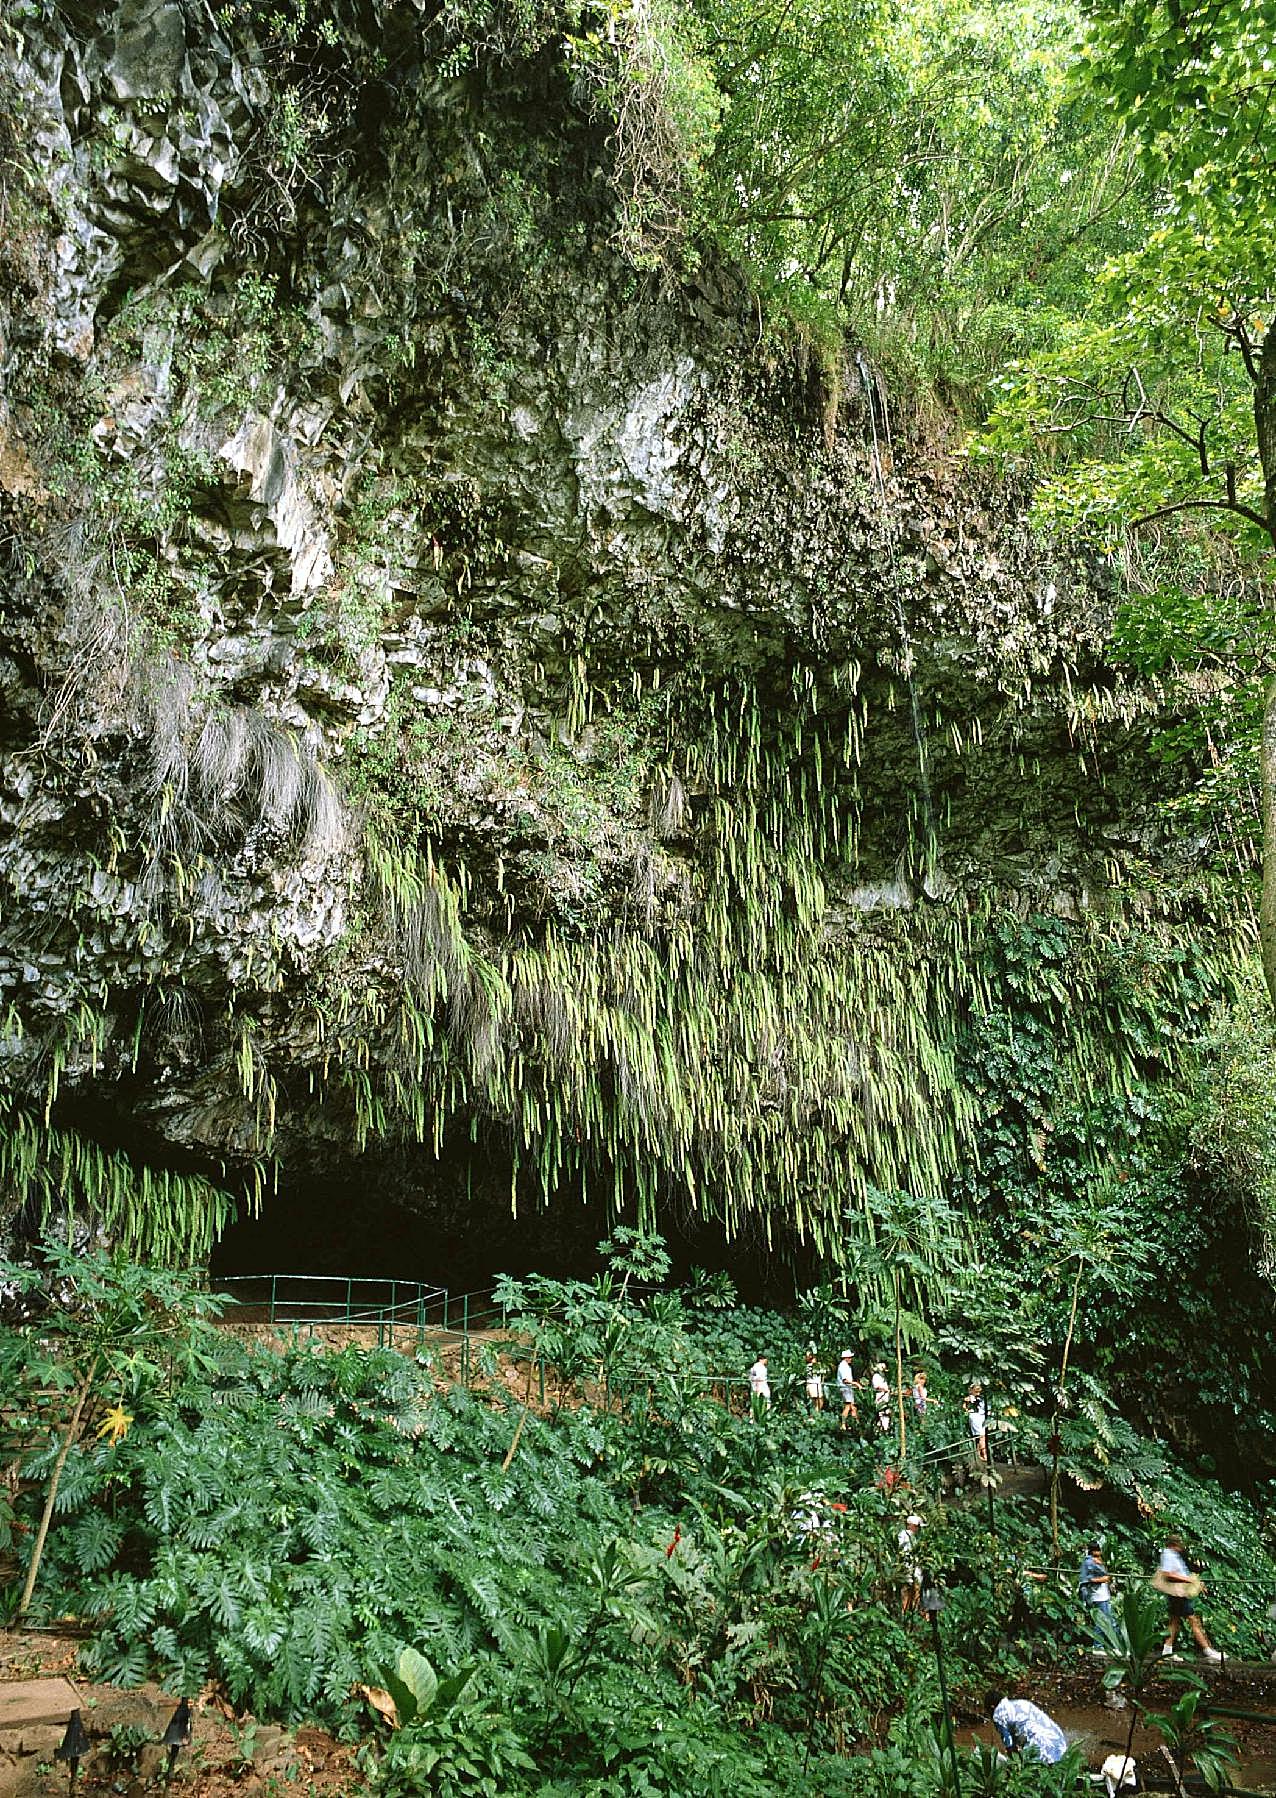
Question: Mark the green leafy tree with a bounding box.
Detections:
[700,0,1140,377]
[982,0,1276,1001]
[1039,1190,1144,1555]
[851,1186,964,1459]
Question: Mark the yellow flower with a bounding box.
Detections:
[96,1403,133,1446]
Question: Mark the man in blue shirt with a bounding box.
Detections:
[992,1696,1069,1764]
[1079,1540,1113,1652]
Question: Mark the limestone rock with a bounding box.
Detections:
[0,0,1205,1222]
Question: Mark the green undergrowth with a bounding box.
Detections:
[3,1241,1274,1796]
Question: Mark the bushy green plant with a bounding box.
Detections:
[368,1648,535,1796]
[1146,1677,1239,1795]
[1,1241,223,1624]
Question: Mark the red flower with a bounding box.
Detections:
[666,1527,682,1558]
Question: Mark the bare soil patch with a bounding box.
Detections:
[0,1633,366,1798]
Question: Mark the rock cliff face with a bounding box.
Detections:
[0,0,1218,1269]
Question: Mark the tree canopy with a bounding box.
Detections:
[976,0,1276,999]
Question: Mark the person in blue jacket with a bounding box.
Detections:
[991,1695,1068,1764]
[1079,1539,1114,1651]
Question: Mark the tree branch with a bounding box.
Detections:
[1136,404,1211,475]
[1132,495,1271,535]
[1219,314,1262,386]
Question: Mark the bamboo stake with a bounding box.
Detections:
[12,1354,99,1626]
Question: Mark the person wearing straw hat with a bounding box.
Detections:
[1158,1535,1222,1661]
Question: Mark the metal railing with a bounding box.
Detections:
[212,1275,506,1363]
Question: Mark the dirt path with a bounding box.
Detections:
[0,1633,367,1798]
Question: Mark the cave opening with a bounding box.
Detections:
[211,1136,815,1305]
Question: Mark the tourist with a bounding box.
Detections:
[964,1381,988,1461]
[836,1349,857,1431]
[990,1694,1069,1764]
[804,1348,826,1411]
[747,1354,771,1410]
[912,1369,928,1419]
[1079,1539,1113,1652]
[897,1513,923,1613]
[1158,1534,1222,1661]
[871,1363,891,1432]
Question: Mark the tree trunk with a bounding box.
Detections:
[12,1355,98,1626]
[1254,330,1276,1008]
[1260,673,1276,1009]
[894,1271,906,1462]
[1049,1259,1084,1558]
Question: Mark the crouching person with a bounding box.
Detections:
[990,1693,1069,1765]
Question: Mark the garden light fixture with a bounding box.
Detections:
[162,1698,192,1780]
[55,1709,91,1790]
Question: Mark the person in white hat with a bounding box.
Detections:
[898,1513,923,1612]
[871,1363,891,1432]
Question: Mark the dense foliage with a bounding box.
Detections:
[7,0,1276,1776]
[5,0,1271,1273]
[3,1245,1275,1795]
[973,0,1276,1001]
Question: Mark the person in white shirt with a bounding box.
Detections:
[747,1355,770,1410]
[836,1351,857,1432]
[1079,1540,1113,1652]
[1159,1535,1222,1661]
[964,1382,988,1461]
[871,1363,891,1432]
[804,1349,826,1411]
[897,1513,923,1612]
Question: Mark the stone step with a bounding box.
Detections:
[0,1677,82,1731]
